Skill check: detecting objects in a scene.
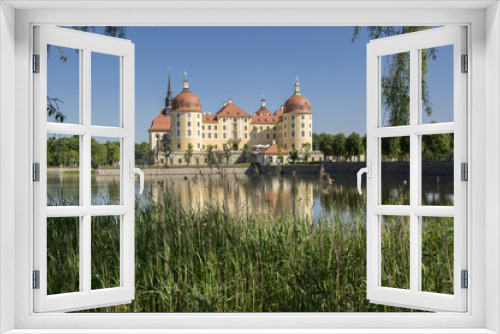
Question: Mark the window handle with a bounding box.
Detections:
[129,162,145,195]
[357,162,371,195]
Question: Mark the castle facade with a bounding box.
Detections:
[149,73,314,165]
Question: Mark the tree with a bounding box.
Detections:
[223,145,231,165]
[91,138,105,168]
[353,27,437,127]
[276,143,284,164]
[105,141,120,166]
[289,148,300,164]
[423,133,452,160]
[332,133,346,161]
[345,132,362,161]
[242,144,251,163]
[163,142,172,167]
[319,134,333,160]
[312,133,322,150]
[303,143,312,162]
[185,143,194,165]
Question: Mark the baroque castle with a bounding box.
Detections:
[149,73,315,165]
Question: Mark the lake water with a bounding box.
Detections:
[47,172,454,220]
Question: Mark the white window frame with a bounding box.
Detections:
[365,26,467,312]
[1,2,498,333]
[33,25,136,313]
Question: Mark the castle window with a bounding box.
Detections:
[187,112,191,118]
[291,106,295,111]
[253,134,256,139]
[214,133,218,139]
[292,144,295,149]
[176,130,180,137]
[291,131,295,138]
[177,143,181,149]
[273,134,276,139]
[301,115,305,119]
[309,131,312,137]
[301,123,305,128]
[266,133,270,139]
[245,133,248,139]
[198,143,200,149]
[188,130,192,136]
[223,126,226,131]
[202,133,205,138]
[215,145,218,150]
[309,124,312,128]
[197,122,200,127]
[253,126,257,131]
[244,126,248,131]
[188,121,191,127]
[291,115,295,120]
[301,131,305,137]
[178,158,182,164]
[223,133,227,139]
[300,106,304,111]
[202,125,205,130]
[208,125,211,130]
[187,103,191,108]
[260,126,263,131]
[208,133,211,139]
[259,133,263,139]
[197,130,200,137]
[215,125,218,130]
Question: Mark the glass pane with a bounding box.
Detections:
[381,136,410,205]
[47,217,80,295]
[91,137,121,205]
[47,134,80,206]
[422,133,454,206]
[421,45,454,124]
[381,215,410,290]
[47,45,80,124]
[421,217,454,294]
[91,215,120,290]
[380,52,410,127]
[91,52,120,127]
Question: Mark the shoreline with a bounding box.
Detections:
[47,161,454,177]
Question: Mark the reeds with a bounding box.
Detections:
[47,193,453,312]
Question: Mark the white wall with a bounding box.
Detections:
[486,2,500,333]
[0,2,16,333]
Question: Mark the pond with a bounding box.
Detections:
[47,171,454,220]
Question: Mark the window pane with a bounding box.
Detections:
[421,45,454,124]
[381,215,410,290]
[47,134,80,206]
[421,217,454,294]
[47,45,80,124]
[381,137,410,205]
[91,137,121,205]
[47,217,80,295]
[91,215,120,290]
[91,52,120,127]
[380,52,410,127]
[422,133,454,206]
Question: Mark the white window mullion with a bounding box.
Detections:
[81,48,92,295]
[409,47,420,294]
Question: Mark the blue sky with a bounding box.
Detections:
[47,26,453,144]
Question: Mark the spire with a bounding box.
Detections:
[294,76,301,96]
[260,94,266,108]
[183,71,190,92]
[164,67,173,115]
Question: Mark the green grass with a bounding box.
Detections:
[46,194,453,313]
[63,170,96,175]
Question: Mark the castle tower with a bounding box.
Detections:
[164,69,173,116]
[170,72,204,153]
[280,77,313,151]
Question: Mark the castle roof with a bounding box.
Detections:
[202,114,218,123]
[258,144,289,155]
[216,101,252,118]
[149,109,171,132]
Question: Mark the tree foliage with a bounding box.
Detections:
[345,132,362,160]
[353,26,437,126]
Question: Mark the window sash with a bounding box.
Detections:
[366,26,467,312]
[33,26,136,313]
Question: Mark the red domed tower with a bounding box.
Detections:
[170,72,204,152]
[280,77,313,151]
